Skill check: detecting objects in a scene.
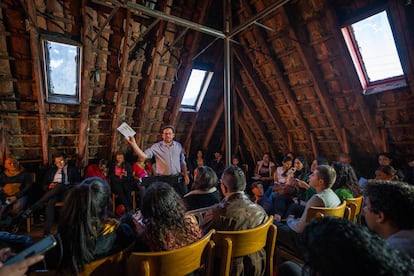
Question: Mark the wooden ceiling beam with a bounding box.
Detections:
[237,113,261,163]
[78,0,93,167]
[133,21,167,145]
[25,0,49,166]
[233,46,289,151]
[235,1,312,155]
[110,9,132,157]
[281,7,346,152]
[202,97,224,150]
[234,81,277,161]
[324,5,383,152]
[167,0,212,126]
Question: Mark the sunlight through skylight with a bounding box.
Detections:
[351,11,403,82]
[182,69,207,106]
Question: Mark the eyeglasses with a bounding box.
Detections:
[55,160,65,165]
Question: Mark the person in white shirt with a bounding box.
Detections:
[275,165,341,257]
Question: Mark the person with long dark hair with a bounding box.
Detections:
[57,177,134,274]
[135,182,202,251]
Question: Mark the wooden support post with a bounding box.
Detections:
[310,132,318,159]
[341,128,350,154]
[26,0,49,166]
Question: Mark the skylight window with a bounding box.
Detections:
[42,37,82,104]
[180,68,213,112]
[341,10,406,95]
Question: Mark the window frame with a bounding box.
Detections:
[179,67,214,112]
[340,8,406,95]
[41,35,82,104]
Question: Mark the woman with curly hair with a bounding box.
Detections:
[57,177,134,274]
[135,182,202,251]
[332,162,362,201]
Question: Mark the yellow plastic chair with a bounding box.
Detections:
[345,196,364,222]
[30,242,134,276]
[306,200,348,222]
[126,229,215,276]
[185,205,216,224]
[213,216,277,276]
[79,242,134,276]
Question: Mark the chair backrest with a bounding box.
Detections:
[213,216,277,276]
[79,242,135,276]
[306,201,348,222]
[126,229,215,276]
[185,205,216,224]
[345,196,364,222]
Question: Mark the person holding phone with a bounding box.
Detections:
[57,177,134,274]
[0,247,44,276]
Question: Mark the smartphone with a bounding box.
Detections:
[4,235,57,266]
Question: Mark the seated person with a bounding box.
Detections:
[84,159,109,182]
[331,162,362,201]
[22,152,81,235]
[374,165,397,181]
[57,177,134,274]
[254,152,276,192]
[275,165,341,257]
[109,152,133,213]
[183,166,221,211]
[250,181,273,215]
[201,166,268,275]
[278,217,414,276]
[0,157,32,218]
[364,180,414,258]
[273,156,292,185]
[273,156,310,221]
[133,182,202,251]
[377,152,405,181]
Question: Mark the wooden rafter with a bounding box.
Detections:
[78,0,93,167]
[234,81,277,161]
[110,9,132,156]
[281,7,345,151]
[26,0,49,166]
[233,47,289,151]
[168,0,212,126]
[202,98,224,150]
[324,5,383,152]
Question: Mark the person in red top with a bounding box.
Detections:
[84,159,110,182]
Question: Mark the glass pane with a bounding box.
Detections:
[351,11,403,82]
[43,40,79,96]
[181,69,207,106]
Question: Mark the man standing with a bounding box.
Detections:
[127,125,189,196]
[364,180,414,258]
[275,164,341,256]
[201,166,268,275]
[22,152,80,235]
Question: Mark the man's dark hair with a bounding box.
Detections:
[364,180,414,229]
[316,165,336,188]
[54,151,67,159]
[222,165,246,192]
[161,125,176,133]
[302,217,414,276]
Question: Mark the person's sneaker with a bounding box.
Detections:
[21,209,32,219]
